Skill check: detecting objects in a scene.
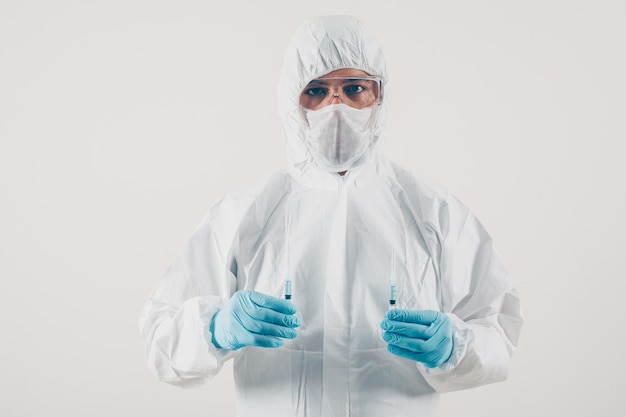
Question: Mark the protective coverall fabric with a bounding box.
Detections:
[139,15,523,417]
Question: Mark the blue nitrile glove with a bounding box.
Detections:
[380,309,453,368]
[210,290,300,350]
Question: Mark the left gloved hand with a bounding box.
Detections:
[380,309,453,368]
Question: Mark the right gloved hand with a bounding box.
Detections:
[210,290,300,350]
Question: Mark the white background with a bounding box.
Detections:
[1,0,625,416]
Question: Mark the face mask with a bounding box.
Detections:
[302,104,374,172]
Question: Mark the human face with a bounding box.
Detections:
[299,69,381,110]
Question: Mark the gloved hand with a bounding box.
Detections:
[210,290,300,350]
[380,309,453,368]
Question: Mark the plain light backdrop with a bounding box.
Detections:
[1,0,625,416]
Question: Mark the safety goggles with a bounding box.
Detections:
[299,76,382,110]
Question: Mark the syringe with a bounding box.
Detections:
[284,242,292,300]
[389,250,397,306]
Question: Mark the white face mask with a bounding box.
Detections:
[302,104,374,172]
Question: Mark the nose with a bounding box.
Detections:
[327,93,344,105]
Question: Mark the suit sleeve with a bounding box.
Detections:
[419,194,523,392]
[138,191,253,388]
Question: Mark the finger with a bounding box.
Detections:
[386,343,424,362]
[245,305,300,328]
[386,344,441,368]
[384,327,448,353]
[380,319,433,339]
[248,334,285,348]
[240,315,299,339]
[249,291,297,314]
[385,309,439,325]
[382,331,428,352]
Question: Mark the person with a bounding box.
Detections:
[139,15,523,417]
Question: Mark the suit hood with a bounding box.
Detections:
[277,15,390,166]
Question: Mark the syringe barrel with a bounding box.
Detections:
[285,280,292,299]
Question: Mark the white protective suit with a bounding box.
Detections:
[139,15,523,417]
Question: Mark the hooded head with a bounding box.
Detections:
[278,15,390,168]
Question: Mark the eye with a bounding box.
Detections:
[304,87,327,97]
[344,84,365,95]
